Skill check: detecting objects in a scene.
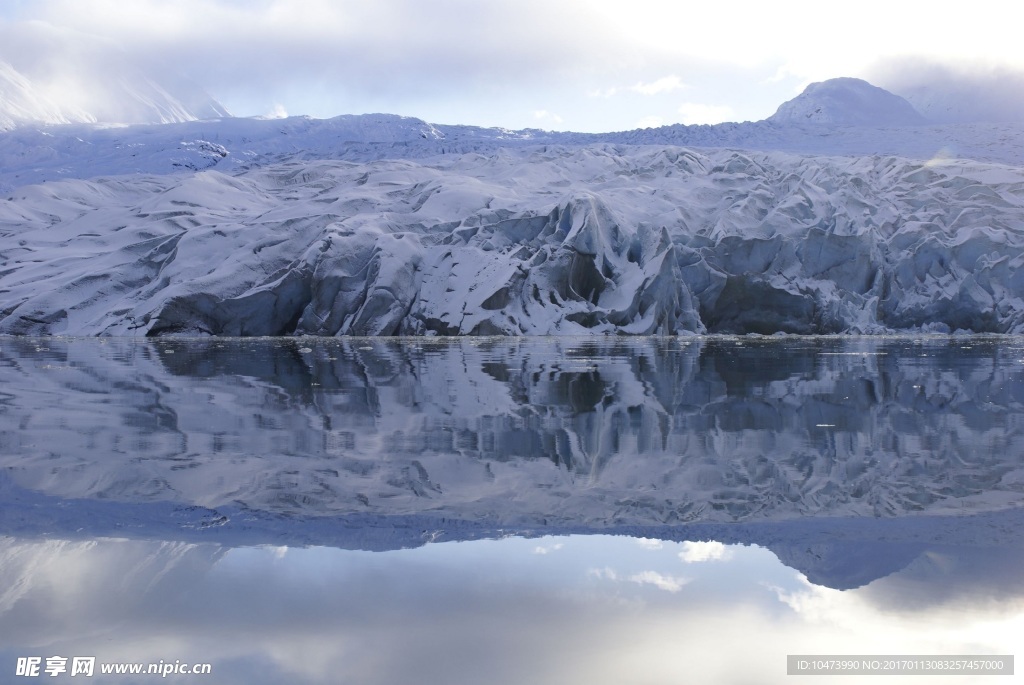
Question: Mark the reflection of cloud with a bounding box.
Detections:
[589,566,689,592]
[588,566,618,581]
[2,535,1022,685]
[532,543,563,555]
[629,570,690,593]
[771,571,1024,658]
[634,538,663,550]
[679,541,731,563]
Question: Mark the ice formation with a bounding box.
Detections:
[3,77,1024,336]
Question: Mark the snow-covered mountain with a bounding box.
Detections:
[4,78,1024,194]
[768,77,926,126]
[0,21,229,130]
[3,77,1024,336]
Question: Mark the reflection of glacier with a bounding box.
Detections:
[2,336,1023,527]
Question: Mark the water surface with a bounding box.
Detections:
[1,336,1021,683]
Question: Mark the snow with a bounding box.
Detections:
[768,77,926,127]
[2,77,1024,336]
[4,143,1024,336]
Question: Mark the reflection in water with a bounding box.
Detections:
[2,336,1023,525]
[1,336,1023,683]
[0,534,1019,685]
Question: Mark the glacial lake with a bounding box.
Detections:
[1,335,1022,684]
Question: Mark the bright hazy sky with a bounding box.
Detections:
[2,0,1023,131]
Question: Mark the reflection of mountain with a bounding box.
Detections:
[2,337,1023,529]
[4,476,1024,592]
[859,541,1024,609]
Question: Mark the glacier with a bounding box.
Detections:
[3,77,1024,336]
[3,143,1024,336]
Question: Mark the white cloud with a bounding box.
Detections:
[590,566,689,593]
[634,538,664,550]
[588,567,619,581]
[265,103,288,119]
[869,58,1024,124]
[532,110,564,127]
[630,75,685,96]
[587,87,618,98]
[678,541,732,563]
[7,0,1024,129]
[676,102,737,125]
[628,571,690,593]
[634,115,664,130]
[532,543,564,555]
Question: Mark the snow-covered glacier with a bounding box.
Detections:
[3,142,1024,336]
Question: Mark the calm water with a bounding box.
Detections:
[1,335,1022,684]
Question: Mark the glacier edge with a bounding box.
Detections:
[3,145,1024,336]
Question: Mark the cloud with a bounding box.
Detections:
[676,102,737,125]
[532,542,564,555]
[0,1,786,124]
[0,20,228,124]
[629,75,686,96]
[634,115,664,130]
[8,0,1024,129]
[9,0,623,117]
[532,110,564,128]
[679,541,732,563]
[634,538,664,550]
[588,567,619,581]
[869,58,1024,124]
[628,571,690,593]
[264,103,288,119]
[589,567,690,593]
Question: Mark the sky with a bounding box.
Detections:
[2,0,1024,131]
